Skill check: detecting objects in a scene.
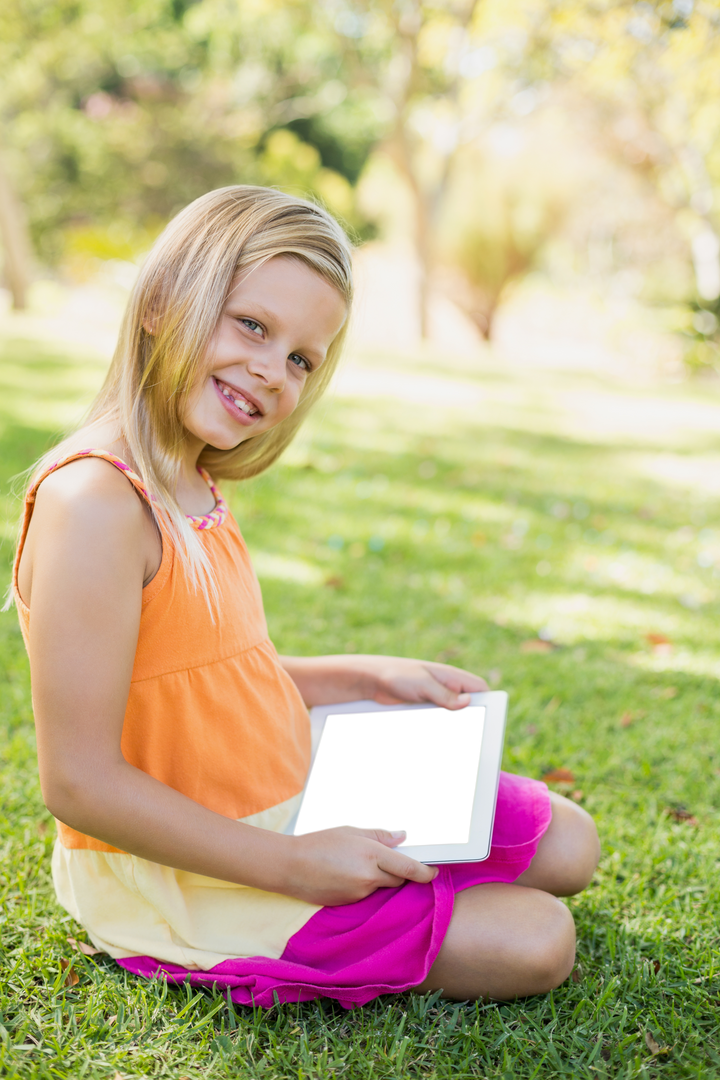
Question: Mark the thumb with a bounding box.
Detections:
[433,683,472,710]
[369,829,408,846]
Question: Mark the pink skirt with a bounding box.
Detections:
[117,772,551,1009]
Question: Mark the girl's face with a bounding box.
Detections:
[182,256,347,453]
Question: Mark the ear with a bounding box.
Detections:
[143,318,156,336]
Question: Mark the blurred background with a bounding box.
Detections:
[1,0,719,373]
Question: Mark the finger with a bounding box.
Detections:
[423,661,488,690]
[415,673,474,710]
[377,847,438,883]
[374,870,408,889]
[369,829,408,846]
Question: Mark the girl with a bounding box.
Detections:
[11,186,599,1009]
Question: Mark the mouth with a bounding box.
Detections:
[212,377,263,420]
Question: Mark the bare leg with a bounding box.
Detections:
[417,883,576,1000]
[416,790,600,1001]
[515,791,600,896]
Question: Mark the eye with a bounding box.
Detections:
[289,353,312,372]
[240,318,264,336]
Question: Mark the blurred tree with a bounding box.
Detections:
[537,0,720,361]
[436,148,565,338]
[327,0,719,341]
[0,144,32,308]
[2,0,717,356]
[326,0,484,336]
[0,0,372,273]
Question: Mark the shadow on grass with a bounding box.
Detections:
[1,337,719,1077]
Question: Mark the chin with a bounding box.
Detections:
[204,430,251,452]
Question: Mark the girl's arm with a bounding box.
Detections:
[279,654,488,709]
[25,460,435,906]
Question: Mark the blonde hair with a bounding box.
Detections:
[31,186,354,597]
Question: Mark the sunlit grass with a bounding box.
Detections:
[0,331,719,1078]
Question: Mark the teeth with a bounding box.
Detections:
[218,379,257,415]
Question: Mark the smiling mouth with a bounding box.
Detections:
[213,377,261,416]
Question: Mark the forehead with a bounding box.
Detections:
[227,256,344,308]
[225,256,347,345]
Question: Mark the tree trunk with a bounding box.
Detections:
[0,148,33,310]
[414,188,432,340]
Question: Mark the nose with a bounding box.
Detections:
[246,345,287,393]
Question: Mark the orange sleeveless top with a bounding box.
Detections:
[13,450,312,852]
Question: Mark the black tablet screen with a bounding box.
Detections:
[293,704,483,846]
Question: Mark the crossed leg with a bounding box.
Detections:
[416,793,600,1001]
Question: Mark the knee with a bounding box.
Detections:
[550,796,601,896]
[521,897,576,995]
[565,803,600,895]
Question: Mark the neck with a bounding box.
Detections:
[174,433,214,514]
[179,432,206,483]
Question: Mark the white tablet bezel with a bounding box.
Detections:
[289,691,507,864]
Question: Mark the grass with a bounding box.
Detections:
[0,330,719,1078]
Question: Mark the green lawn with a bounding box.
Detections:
[0,331,718,1079]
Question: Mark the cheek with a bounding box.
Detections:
[182,371,215,427]
[283,380,306,416]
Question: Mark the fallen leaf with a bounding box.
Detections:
[542,768,576,784]
[521,639,555,653]
[620,711,634,728]
[654,960,660,974]
[67,936,102,956]
[324,575,345,589]
[645,1030,669,1056]
[646,632,670,645]
[665,806,698,826]
[60,959,79,988]
[571,790,584,802]
[658,686,678,699]
[571,967,582,983]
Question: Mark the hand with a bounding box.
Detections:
[279,653,488,710]
[366,656,488,710]
[283,826,438,906]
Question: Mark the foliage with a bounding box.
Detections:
[0,0,374,266]
[2,0,719,345]
[435,144,566,338]
[533,0,720,356]
[1,331,720,1076]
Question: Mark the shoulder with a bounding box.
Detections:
[32,457,147,539]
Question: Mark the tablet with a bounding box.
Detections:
[290,691,507,863]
